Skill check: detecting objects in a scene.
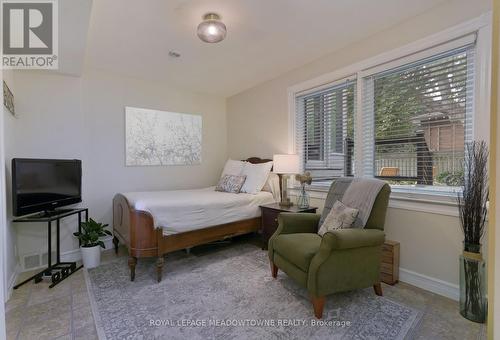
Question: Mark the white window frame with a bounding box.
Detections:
[288,13,492,214]
[297,76,356,176]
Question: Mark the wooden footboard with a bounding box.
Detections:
[112,194,158,258]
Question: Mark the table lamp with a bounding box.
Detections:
[273,154,300,207]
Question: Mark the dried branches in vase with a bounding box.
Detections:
[295,172,312,208]
[457,140,488,323]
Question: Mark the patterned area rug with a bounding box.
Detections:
[85,244,422,339]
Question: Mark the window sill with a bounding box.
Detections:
[290,185,460,217]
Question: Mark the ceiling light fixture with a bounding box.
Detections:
[197,13,226,43]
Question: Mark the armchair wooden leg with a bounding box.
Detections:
[270,260,278,278]
[157,256,165,283]
[128,256,137,281]
[311,295,326,319]
[373,282,383,296]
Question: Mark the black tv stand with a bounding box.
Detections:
[39,209,74,218]
[12,208,88,289]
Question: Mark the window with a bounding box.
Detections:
[362,45,475,192]
[292,30,484,197]
[295,79,356,183]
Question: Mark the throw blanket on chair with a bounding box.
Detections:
[319,177,353,226]
[342,178,386,228]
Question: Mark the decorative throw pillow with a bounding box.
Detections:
[240,161,273,194]
[220,159,246,178]
[318,200,359,236]
[215,175,247,193]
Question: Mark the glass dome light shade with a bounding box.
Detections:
[197,13,227,43]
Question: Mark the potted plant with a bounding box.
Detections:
[295,172,312,208]
[457,141,488,323]
[73,218,112,269]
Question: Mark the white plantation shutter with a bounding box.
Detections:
[361,43,475,191]
[296,78,356,183]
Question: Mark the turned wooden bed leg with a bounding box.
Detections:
[128,256,137,281]
[311,295,326,319]
[112,236,119,254]
[156,256,165,283]
[373,282,383,296]
[270,260,278,278]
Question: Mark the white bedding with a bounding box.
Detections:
[122,187,276,235]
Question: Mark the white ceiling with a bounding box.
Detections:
[82,0,451,97]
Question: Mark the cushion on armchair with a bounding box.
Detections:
[273,233,321,272]
[317,201,359,236]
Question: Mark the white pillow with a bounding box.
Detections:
[221,159,246,178]
[240,161,273,194]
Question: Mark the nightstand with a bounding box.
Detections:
[259,203,318,249]
[381,240,400,285]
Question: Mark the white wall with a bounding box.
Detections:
[494,71,500,339]
[226,0,491,297]
[493,60,500,340]
[490,0,500,335]
[5,72,85,275]
[1,68,9,336]
[5,69,227,280]
[3,70,18,300]
[81,69,227,224]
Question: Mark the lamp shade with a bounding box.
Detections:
[273,154,300,174]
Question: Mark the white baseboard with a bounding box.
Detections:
[6,264,21,302]
[7,237,114,301]
[11,236,460,304]
[60,248,82,263]
[15,236,115,272]
[399,267,459,301]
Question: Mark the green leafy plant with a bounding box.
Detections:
[73,218,111,248]
[436,170,464,187]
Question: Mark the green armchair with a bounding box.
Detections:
[268,181,391,318]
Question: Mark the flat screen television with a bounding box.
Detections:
[12,158,82,216]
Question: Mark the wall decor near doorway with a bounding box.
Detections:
[3,81,15,116]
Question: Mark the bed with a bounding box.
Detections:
[112,157,277,282]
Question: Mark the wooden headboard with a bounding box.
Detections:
[245,157,273,164]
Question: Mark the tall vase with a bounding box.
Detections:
[296,185,310,209]
[459,243,486,323]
